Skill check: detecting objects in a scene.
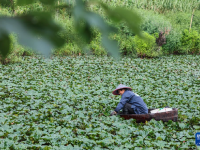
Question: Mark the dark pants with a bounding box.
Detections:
[120,103,135,114]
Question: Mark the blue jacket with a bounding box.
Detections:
[114,90,148,114]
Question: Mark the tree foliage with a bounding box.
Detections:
[0,0,142,59]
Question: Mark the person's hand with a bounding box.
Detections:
[110,111,117,116]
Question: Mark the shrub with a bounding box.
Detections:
[0,7,12,16]
[138,9,172,35]
[166,12,190,31]
[89,32,107,56]
[166,10,200,33]
[133,32,162,58]
[54,13,83,56]
[111,33,137,57]
[190,10,200,33]
[179,29,200,54]
[0,7,37,64]
[54,42,82,56]
[162,29,182,55]
[0,34,26,64]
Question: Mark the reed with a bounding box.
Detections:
[102,0,200,13]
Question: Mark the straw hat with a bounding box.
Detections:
[112,84,132,95]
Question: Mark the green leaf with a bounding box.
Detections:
[193,125,200,129]
[16,0,35,6]
[20,12,65,48]
[0,33,11,59]
[102,35,120,59]
[0,0,12,7]
[73,0,119,58]
[0,13,65,56]
[101,4,142,36]
[179,123,186,129]
[39,0,56,5]
[0,92,5,95]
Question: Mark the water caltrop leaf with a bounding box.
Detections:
[0,92,5,95]
[0,55,200,149]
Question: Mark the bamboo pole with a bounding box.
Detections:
[189,9,195,33]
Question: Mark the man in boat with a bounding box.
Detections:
[110,84,148,116]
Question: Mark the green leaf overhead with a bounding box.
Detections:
[0,12,65,56]
[100,3,142,36]
[20,12,65,48]
[102,34,120,59]
[0,0,13,7]
[0,33,11,58]
[39,0,56,5]
[73,0,120,58]
[16,0,35,6]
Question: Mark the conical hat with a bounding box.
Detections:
[112,84,132,95]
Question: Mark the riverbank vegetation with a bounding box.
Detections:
[1,0,200,62]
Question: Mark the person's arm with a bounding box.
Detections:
[110,111,117,116]
[114,92,132,113]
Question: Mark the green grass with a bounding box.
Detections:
[0,55,199,149]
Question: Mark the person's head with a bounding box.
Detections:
[112,84,132,95]
[118,88,126,95]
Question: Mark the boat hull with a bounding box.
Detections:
[119,108,178,123]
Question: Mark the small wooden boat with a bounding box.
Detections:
[119,108,178,123]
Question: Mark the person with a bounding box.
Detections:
[110,84,148,116]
